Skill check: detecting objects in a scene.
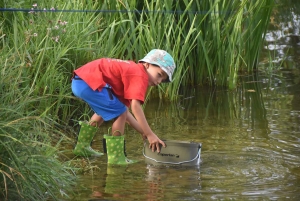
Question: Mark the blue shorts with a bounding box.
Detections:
[71,76,127,121]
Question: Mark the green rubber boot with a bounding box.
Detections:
[73,121,103,157]
[104,135,137,164]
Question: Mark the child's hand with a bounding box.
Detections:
[147,133,166,152]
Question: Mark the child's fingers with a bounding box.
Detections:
[149,143,158,152]
[159,140,166,147]
[155,143,160,153]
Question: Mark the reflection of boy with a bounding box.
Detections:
[71,49,176,164]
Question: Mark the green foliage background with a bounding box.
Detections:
[0,0,274,200]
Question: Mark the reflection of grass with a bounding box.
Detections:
[146,78,269,141]
[240,74,268,132]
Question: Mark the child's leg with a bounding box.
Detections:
[111,110,127,136]
[90,113,104,127]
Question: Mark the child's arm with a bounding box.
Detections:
[126,110,147,140]
[131,99,166,152]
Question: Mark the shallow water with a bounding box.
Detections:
[67,2,300,200]
[68,71,300,200]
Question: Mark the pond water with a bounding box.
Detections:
[67,2,300,200]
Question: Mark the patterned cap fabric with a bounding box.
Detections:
[139,49,176,82]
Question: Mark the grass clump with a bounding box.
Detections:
[0,104,76,200]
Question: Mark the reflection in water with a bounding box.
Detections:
[265,0,300,64]
[143,70,300,199]
[145,165,201,201]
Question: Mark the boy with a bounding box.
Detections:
[71,49,176,164]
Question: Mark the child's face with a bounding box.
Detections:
[145,64,168,86]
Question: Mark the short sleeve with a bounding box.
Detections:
[122,68,148,104]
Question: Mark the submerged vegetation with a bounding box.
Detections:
[0,0,274,200]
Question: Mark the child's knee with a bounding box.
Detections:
[115,111,127,121]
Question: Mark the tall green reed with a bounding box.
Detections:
[1,38,75,201]
[0,100,76,200]
[1,2,78,200]
[3,0,274,106]
[96,0,274,97]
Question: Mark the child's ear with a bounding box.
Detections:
[144,63,150,69]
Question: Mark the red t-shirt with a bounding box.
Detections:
[74,58,149,107]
